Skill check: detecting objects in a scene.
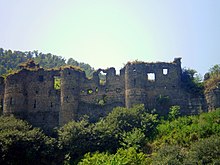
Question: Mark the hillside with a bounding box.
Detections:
[0,106,220,164]
[0,48,94,78]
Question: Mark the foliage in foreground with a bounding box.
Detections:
[1,107,220,164]
[58,104,158,163]
[154,108,220,148]
[78,147,148,165]
[0,116,60,165]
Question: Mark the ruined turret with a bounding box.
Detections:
[125,62,147,108]
[59,66,82,125]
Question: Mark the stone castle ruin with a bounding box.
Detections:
[0,58,219,132]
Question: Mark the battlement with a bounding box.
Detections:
[0,58,211,132]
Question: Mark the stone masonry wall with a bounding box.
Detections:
[206,87,220,112]
[1,58,215,132]
[0,77,4,114]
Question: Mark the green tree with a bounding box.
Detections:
[181,68,204,96]
[209,64,220,76]
[0,115,60,165]
[204,64,220,93]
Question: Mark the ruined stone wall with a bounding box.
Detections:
[77,67,125,122]
[0,77,4,114]
[206,87,220,111]
[1,58,215,131]
[125,58,183,114]
[3,68,61,132]
[4,70,28,115]
[124,58,207,116]
[25,69,60,131]
[59,68,81,125]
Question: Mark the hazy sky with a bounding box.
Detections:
[0,0,219,76]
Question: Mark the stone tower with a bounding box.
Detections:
[3,70,28,116]
[59,67,81,125]
[125,62,147,108]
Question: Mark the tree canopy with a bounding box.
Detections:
[0,48,94,78]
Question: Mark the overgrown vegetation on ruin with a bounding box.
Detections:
[1,106,220,164]
[204,64,220,93]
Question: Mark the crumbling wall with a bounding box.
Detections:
[206,87,220,111]
[25,69,60,131]
[1,58,210,131]
[0,77,4,114]
[124,58,206,116]
[4,70,28,115]
[125,58,182,113]
[77,67,125,122]
[3,68,61,133]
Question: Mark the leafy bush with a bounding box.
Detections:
[168,105,180,121]
[154,109,220,147]
[78,147,148,165]
[120,128,146,151]
[152,145,186,165]
[58,105,158,163]
[103,104,158,139]
[0,115,59,165]
[185,135,220,164]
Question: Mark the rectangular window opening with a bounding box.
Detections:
[163,69,168,75]
[0,99,3,112]
[54,76,61,90]
[147,73,155,81]
[34,100,36,108]
[10,97,15,105]
[99,71,106,85]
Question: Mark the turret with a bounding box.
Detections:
[3,70,28,115]
[125,62,147,108]
[59,67,81,125]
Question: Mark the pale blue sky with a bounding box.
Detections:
[0,0,219,76]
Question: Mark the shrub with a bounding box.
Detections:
[185,135,220,164]
[79,147,148,165]
[0,116,59,165]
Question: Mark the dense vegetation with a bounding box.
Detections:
[204,64,220,93]
[1,106,220,164]
[1,48,220,164]
[0,48,94,78]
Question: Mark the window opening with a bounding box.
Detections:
[163,69,168,75]
[50,102,53,108]
[99,71,106,85]
[95,87,99,93]
[147,73,155,81]
[133,68,136,72]
[0,99,3,112]
[87,89,93,94]
[134,79,136,86]
[10,97,15,105]
[53,76,61,90]
[38,75,44,82]
[33,100,36,108]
